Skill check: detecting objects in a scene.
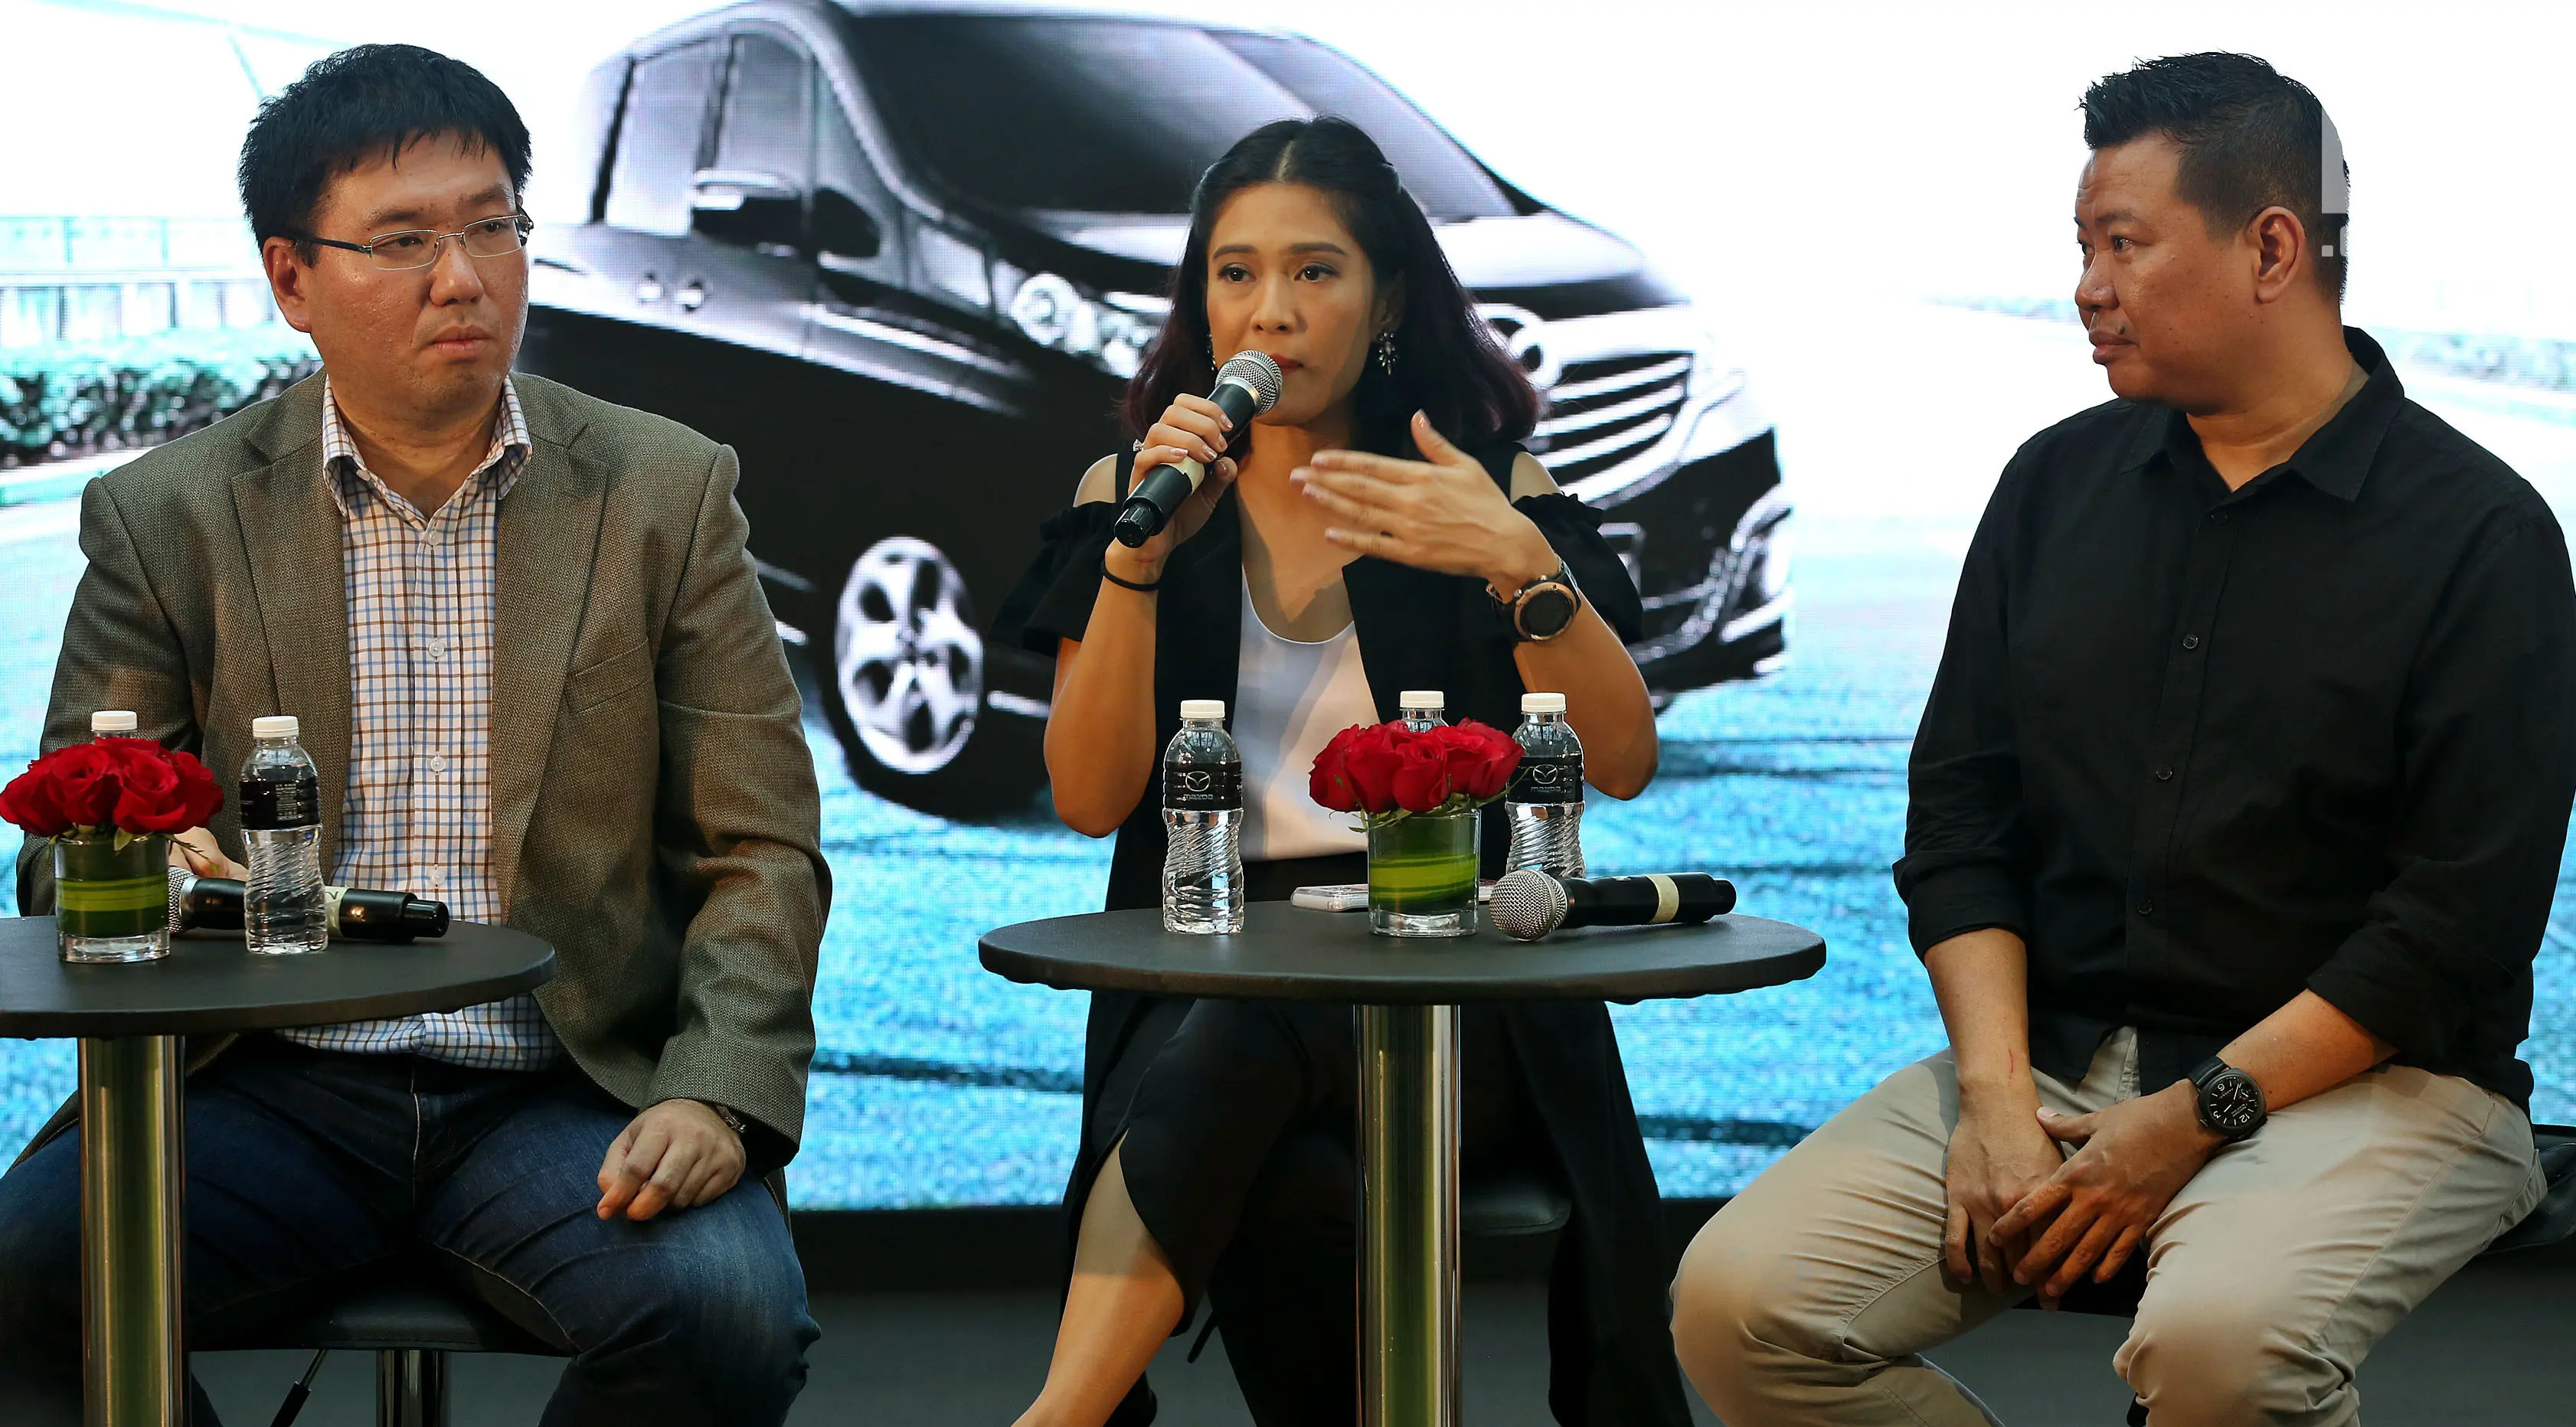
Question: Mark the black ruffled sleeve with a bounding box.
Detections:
[992,501,1120,656]
[1517,491,1645,644]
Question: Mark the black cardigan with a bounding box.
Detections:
[995,442,1693,1427]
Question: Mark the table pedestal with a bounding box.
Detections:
[1357,1004,1460,1427]
[78,1034,185,1427]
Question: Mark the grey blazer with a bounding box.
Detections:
[11,372,829,1177]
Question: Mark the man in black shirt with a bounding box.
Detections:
[1672,54,2568,1426]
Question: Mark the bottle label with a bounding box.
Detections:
[239,773,320,829]
[1164,764,1242,811]
[1509,755,1584,805]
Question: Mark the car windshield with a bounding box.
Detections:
[842,15,1517,219]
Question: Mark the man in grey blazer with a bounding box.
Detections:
[0,46,829,1425]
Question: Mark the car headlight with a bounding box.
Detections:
[1001,267,1165,380]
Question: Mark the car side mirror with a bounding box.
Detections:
[690,168,804,251]
[812,188,882,267]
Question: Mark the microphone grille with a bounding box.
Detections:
[1216,351,1286,414]
[1490,868,1570,942]
[167,865,189,933]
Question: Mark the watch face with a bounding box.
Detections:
[2201,1069,2265,1136]
[1520,586,1577,639]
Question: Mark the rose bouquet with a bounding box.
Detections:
[1308,719,1522,827]
[2,737,224,845]
[2,736,223,962]
[1310,720,1520,936]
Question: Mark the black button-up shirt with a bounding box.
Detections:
[1895,329,2576,1107]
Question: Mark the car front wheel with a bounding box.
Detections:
[816,535,1041,818]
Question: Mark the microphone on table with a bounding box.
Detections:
[1112,351,1286,547]
[1489,870,1736,942]
[167,868,449,942]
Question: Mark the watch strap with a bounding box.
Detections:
[704,1101,750,1139]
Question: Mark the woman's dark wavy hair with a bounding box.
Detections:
[1120,117,1538,458]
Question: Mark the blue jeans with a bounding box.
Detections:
[0,1034,816,1426]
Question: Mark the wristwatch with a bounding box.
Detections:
[1493,560,1584,642]
[702,1101,750,1141]
[2185,1056,2267,1142]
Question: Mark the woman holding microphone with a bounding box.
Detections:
[997,117,1685,1427]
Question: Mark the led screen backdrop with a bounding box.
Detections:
[4,0,2573,1207]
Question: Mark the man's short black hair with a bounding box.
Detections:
[240,44,531,256]
[2081,53,2345,301]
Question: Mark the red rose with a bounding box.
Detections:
[108,741,224,834]
[165,750,224,830]
[46,744,123,828]
[1390,733,1456,813]
[1341,723,1404,815]
[1309,725,1367,814]
[111,756,188,832]
[0,758,74,838]
[1450,720,1523,801]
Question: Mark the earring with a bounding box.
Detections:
[1205,335,1215,367]
[1375,329,1397,375]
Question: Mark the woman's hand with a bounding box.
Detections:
[1294,412,1558,593]
[1110,394,1241,583]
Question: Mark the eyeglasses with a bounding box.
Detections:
[302,214,534,272]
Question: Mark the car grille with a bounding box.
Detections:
[1529,351,1692,485]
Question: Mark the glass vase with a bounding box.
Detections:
[54,830,171,963]
[1367,807,1479,938]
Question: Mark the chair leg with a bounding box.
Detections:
[374,1347,448,1427]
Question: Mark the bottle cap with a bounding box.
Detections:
[90,710,138,734]
[1399,690,1445,710]
[1179,699,1226,720]
[252,715,299,740]
[1521,692,1567,714]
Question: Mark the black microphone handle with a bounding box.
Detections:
[1112,377,1267,547]
[1561,873,1736,929]
[175,876,449,941]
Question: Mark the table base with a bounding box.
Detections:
[1357,1004,1460,1427]
[79,1034,185,1427]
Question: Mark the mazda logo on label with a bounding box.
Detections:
[1177,772,1212,792]
[1525,764,1564,786]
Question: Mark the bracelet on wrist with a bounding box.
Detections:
[1102,559,1162,593]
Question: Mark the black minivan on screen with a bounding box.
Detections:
[521,0,1791,818]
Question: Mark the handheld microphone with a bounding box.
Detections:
[167,868,450,942]
[1113,351,1285,547]
[1489,870,1735,942]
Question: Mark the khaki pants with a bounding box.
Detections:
[1671,1030,2545,1426]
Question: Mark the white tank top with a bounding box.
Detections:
[1234,573,1375,861]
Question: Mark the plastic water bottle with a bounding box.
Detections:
[1505,692,1586,877]
[1399,690,1447,733]
[240,715,326,955]
[1162,699,1245,934]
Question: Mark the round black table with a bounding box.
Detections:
[0,918,554,1427]
[981,904,1826,1427]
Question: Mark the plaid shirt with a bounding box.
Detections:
[274,377,562,1069]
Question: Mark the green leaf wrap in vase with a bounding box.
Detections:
[2,732,225,963]
[1310,717,1523,938]
[53,829,172,962]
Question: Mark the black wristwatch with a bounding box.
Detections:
[2185,1056,2267,1142]
[1493,560,1583,642]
